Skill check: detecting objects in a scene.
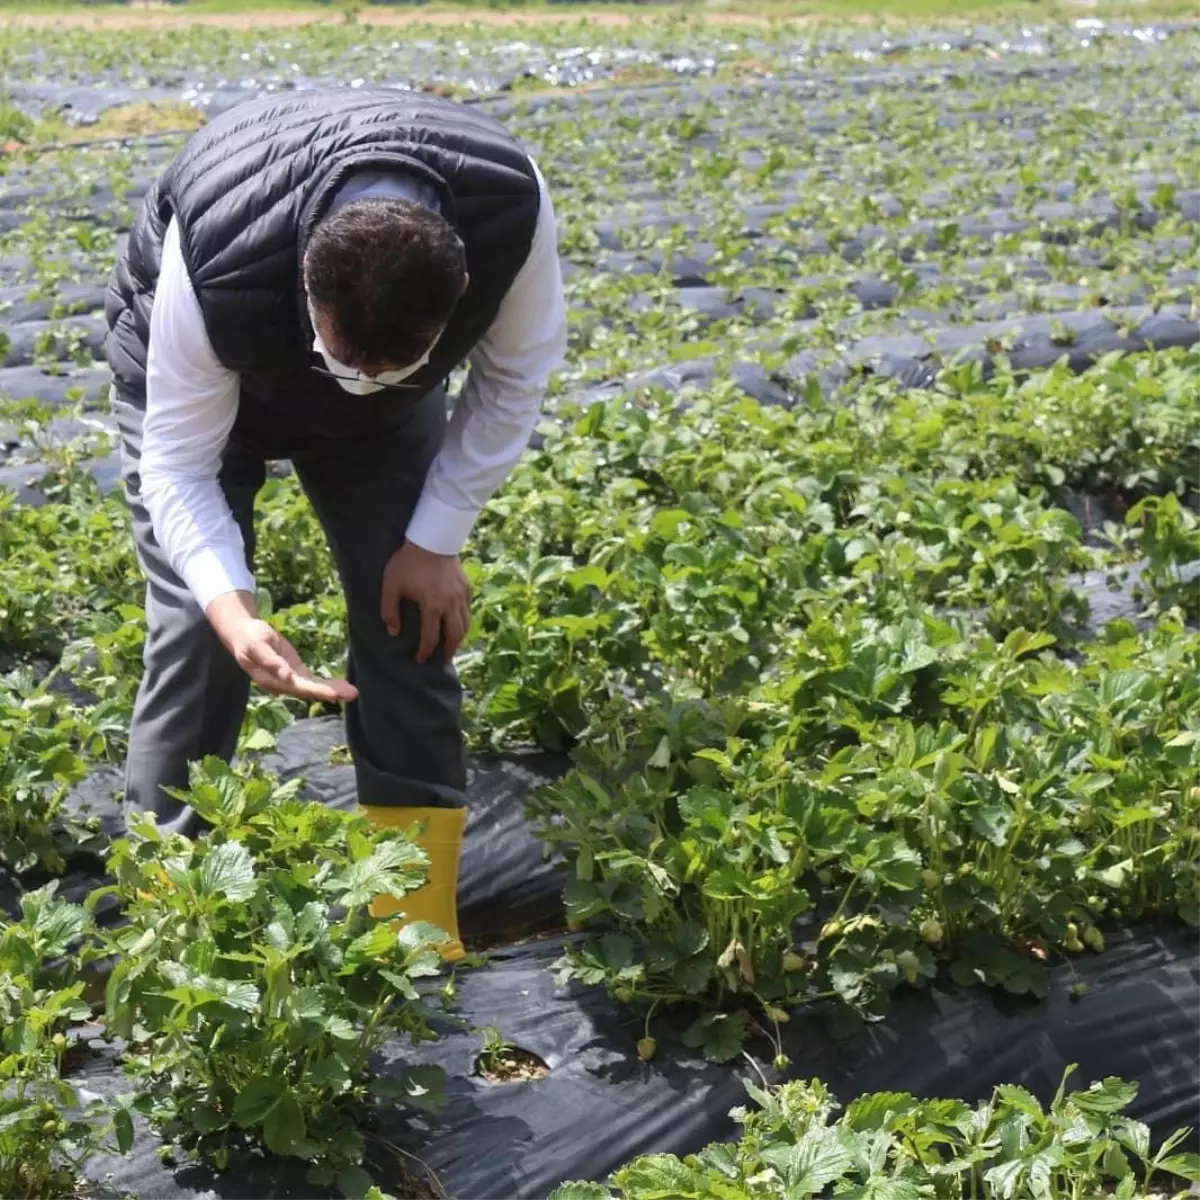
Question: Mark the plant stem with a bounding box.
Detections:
[740,1049,770,1091]
[830,874,860,924]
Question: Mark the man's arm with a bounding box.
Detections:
[143,218,254,611]
[404,158,569,556]
[143,220,355,703]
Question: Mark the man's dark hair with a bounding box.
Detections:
[304,198,467,369]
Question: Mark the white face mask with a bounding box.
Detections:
[308,302,440,395]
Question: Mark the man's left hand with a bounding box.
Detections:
[381,540,472,663]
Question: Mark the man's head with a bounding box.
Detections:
[303,198,468,378]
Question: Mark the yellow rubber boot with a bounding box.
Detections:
[362,805,466,962]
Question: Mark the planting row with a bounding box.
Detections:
[3,352,1197,1053]
[3,18,1189,121]
[551,1073,1200,1199]
[3,767,1198,1200]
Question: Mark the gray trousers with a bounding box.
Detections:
[112,384,467,839]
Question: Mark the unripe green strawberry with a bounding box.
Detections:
[817,868,833,885]
[637,1037,657,1061]
[919,917,945,946]
[765,1005,791,1025]
[773,1054,791,1071]
[781,949,806,972]
[51,1033,67,1051]
[1082,925,1105,953]
[922,869,941,889]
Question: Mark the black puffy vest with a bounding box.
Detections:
[105,89,541,440]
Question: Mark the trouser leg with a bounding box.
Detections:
[112,389,265,838]
[291,386,467,812]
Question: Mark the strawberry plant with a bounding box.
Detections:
[537,696,811,1023]
[552,1068,1200,1200]
[842,476,1094,636]
[0,885,134,1199]
[1103,493,1200,618]
[91,758,449,1199]
[253,476,340,612]
[0,485,140,666]
[459,546,630,752]
[0,668,105,875]
[531,685,933,1051]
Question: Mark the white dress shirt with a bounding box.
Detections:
[141,159,565,614]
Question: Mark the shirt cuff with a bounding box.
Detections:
[179,545,257,614]
[405,491,479,556]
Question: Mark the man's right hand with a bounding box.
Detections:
[207,591,358,705]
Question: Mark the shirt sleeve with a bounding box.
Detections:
[404,159,568,555]
[142,217,254,613]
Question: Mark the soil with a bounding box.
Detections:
[464,921,570,953]
[60,1026,104,1074]
[363,1129,451,1200]
[401,1181,445,1200]
[77,1181,136,1200]
[1011,933,1051,963]
[474,1044,550,1083]
[75,101,206,136]
[2,101,205,157]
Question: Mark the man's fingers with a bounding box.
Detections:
[415,602,442,664]
[249,669,357,704]
[246,640,294,684]
[244,634,358,703]
[289,674,360,704]
[246,663,292,694]
[380,576,402,638]
[274,636,307,669]
[444,603,470,663]
[442,613,462,664]
[275,634,360,702]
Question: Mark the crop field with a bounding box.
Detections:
[1,9,1199,1200]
